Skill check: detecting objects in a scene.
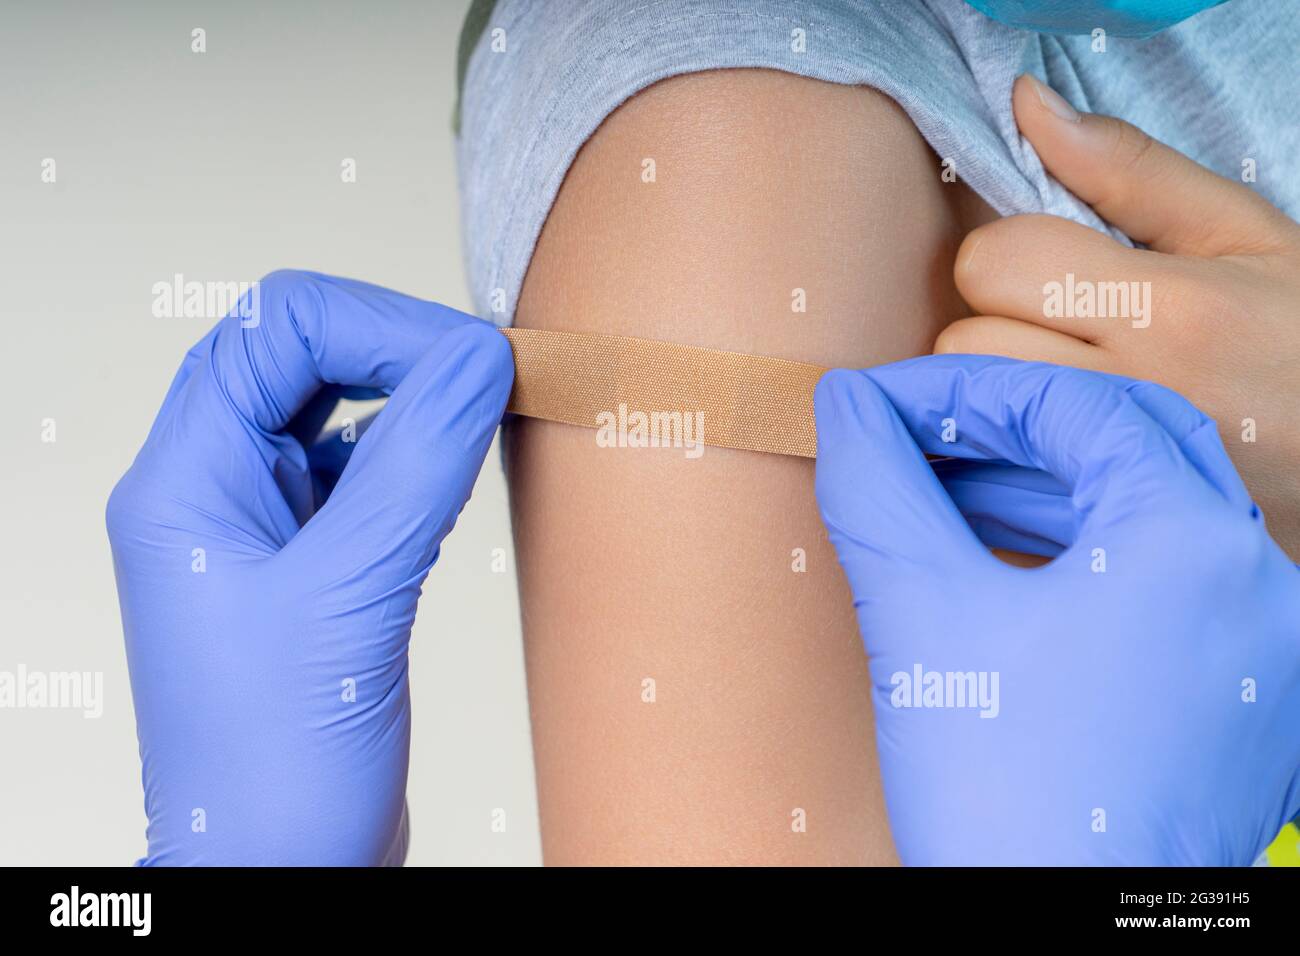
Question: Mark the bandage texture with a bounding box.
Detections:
[501,328,826,458]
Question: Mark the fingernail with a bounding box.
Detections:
[959,234,982,274]
[1025,74,1079,123]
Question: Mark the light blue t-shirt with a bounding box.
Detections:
[457,0,1299,327]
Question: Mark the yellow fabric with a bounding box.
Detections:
[1265,822,1300,866]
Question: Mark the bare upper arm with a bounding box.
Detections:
[509,69,989,864]
[518,68,974,362]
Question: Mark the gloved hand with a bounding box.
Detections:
[107,270,513,865]
[814,355,1300,865]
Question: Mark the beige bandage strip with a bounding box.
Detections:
[500,327,829,458]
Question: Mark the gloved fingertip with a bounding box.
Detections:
[421,321,514,452]
[434,320,515,388]
[814,368,879,451]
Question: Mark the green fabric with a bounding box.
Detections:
[454,0,498,134]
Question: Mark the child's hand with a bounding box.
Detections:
[937,74,1300,558]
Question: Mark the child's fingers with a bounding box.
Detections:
[1013,74,1294,258]
[933,315,1112,372]
[956,214,1167,342]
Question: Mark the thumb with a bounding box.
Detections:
[1013,74,1294,257]
[280,321,513,594]
[814,369,990,598]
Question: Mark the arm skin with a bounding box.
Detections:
[507,69,995,864]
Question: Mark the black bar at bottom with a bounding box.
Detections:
[3,865,1291,940]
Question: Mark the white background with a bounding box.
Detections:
[0,0,541,865]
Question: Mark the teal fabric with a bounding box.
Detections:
[964,0,1230,37]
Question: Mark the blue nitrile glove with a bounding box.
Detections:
[107,270,513,865]
[814,355,1300,865]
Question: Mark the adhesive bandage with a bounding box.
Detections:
[500,328,828,458]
